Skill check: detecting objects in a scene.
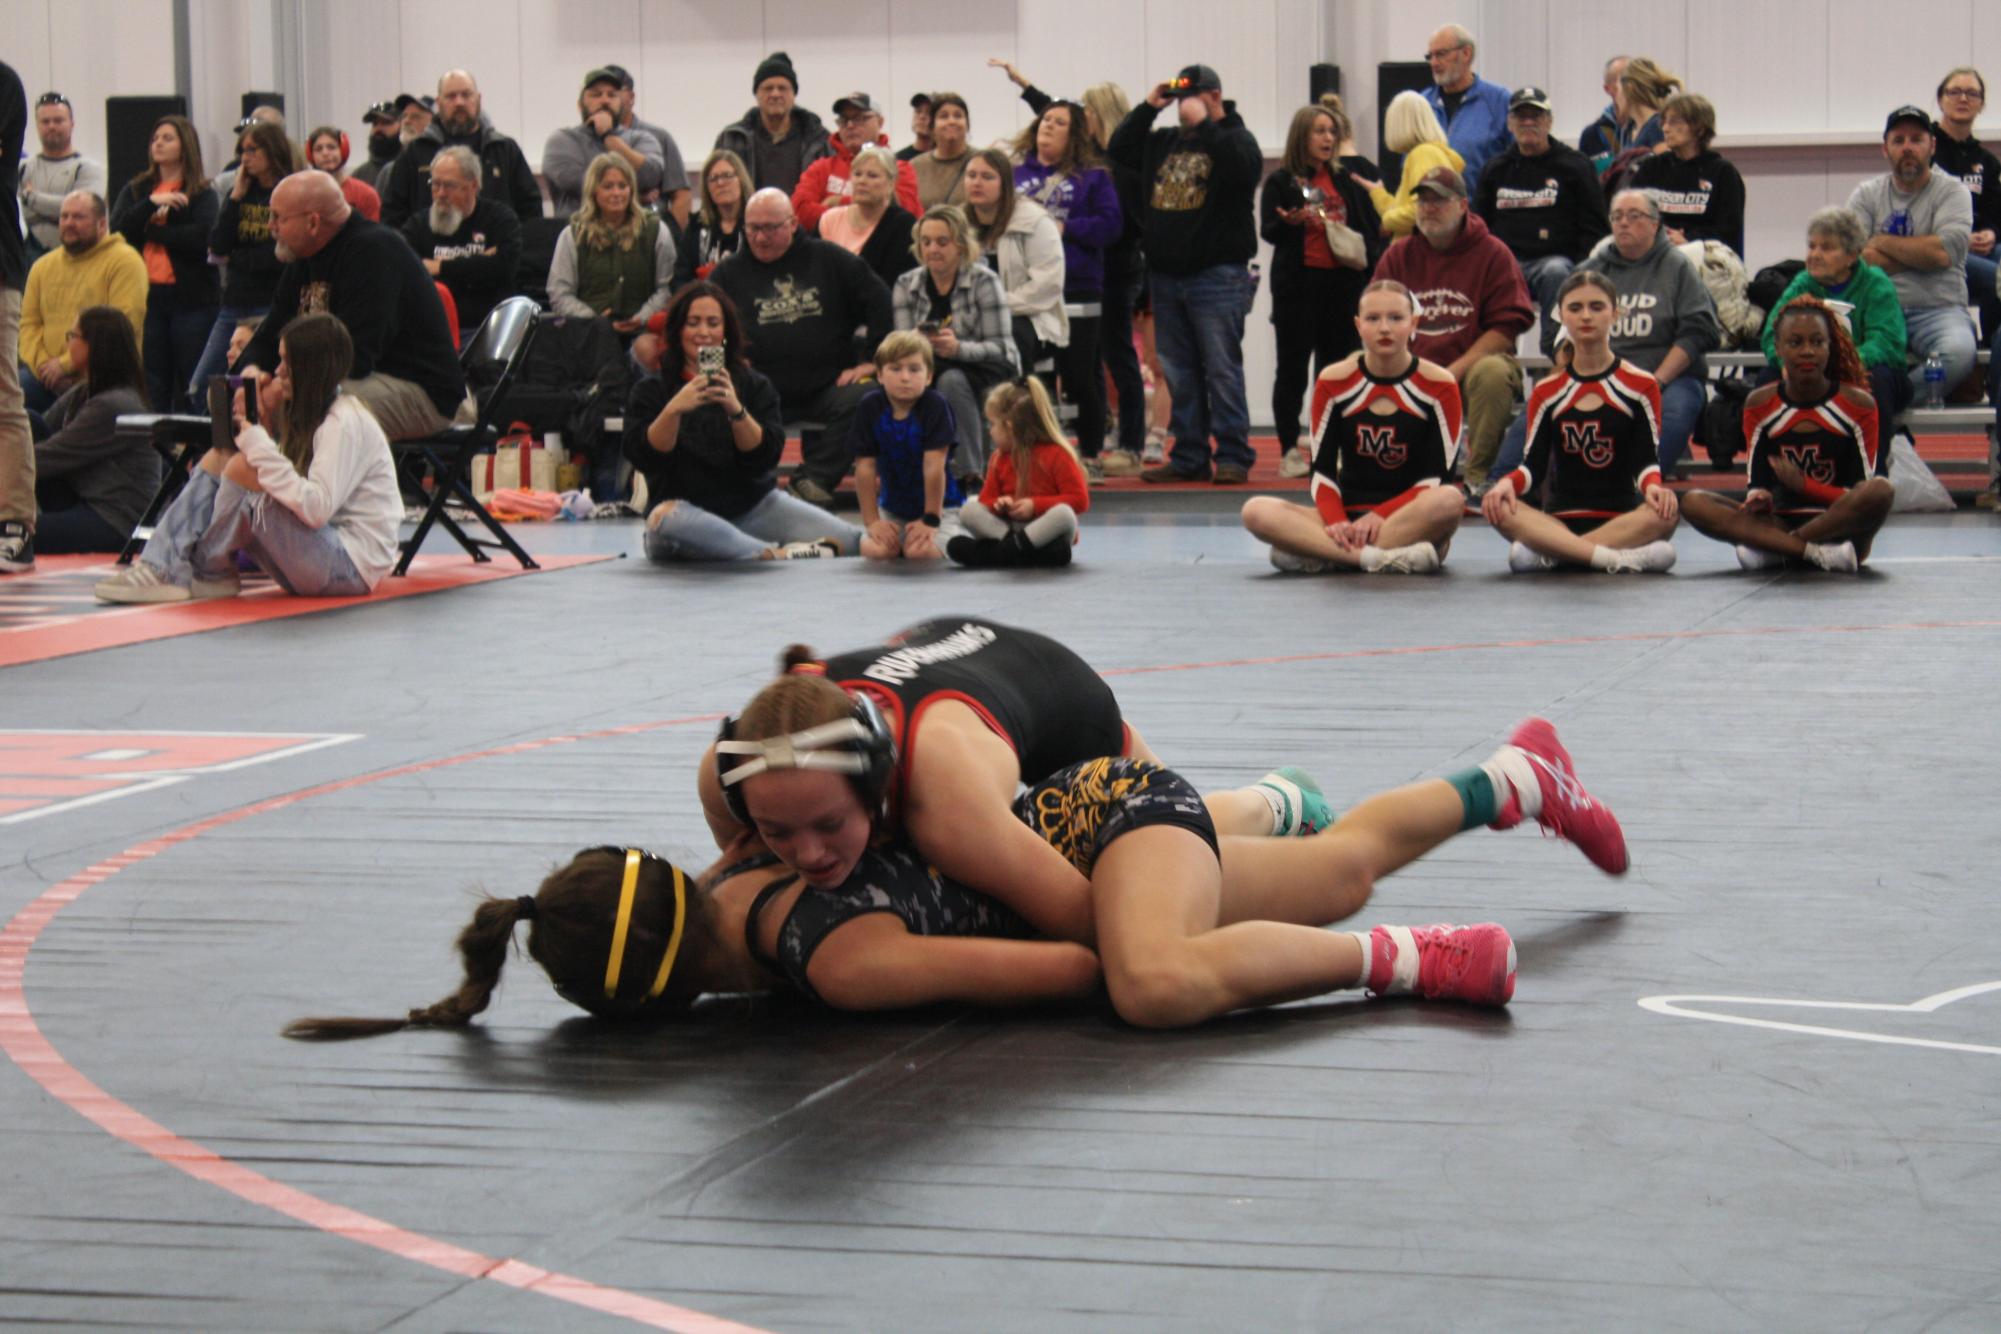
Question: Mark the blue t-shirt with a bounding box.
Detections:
[851,386,962,517]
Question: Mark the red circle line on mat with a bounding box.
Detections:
[0,716,768,1334]
[4,614,1998,1326]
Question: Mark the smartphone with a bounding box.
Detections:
[206,374,254,452]
[697,344,725,379]
[917,320,941,335]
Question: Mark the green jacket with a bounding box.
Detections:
[1760,260,1907,371]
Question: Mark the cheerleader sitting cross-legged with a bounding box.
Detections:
[1481,270,1680,574]
[1679,296,1894,573]
[1240,280,1465,575]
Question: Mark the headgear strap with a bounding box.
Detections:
[602,850,687,1001]
[714,718,877,788]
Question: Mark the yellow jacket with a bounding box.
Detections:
[21,233,151,375]
[1368,142,1468,238]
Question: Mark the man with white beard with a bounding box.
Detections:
[397,144,520,339]
[234,171,466,442]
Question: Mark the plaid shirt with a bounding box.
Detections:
[892,263,1021,374]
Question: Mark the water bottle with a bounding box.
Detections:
[1922,353,1946,409]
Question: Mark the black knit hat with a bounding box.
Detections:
[754,52,798,93]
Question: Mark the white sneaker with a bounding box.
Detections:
[1508,541,1557,573]
[1269,546,1335,574]
[1607,540,1677,574]
[769,539,841,559]
[1802,540,1858,573]
[1360,541,1440,574]
[1735,544,1783,571]
[1277,448,1311,479]
[95,562,191,604]
[1142,429,1167,466]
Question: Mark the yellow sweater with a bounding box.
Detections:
[1368,142,1468,238]
[20,233,151,374]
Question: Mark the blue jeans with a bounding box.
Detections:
[641,487,863,562]
[142,469,369,594]
[186,304,268,405]
[1151,263,1255,474]
[1902,303,1977,397]
[1493,369,1705,480]
[1521,254,1575,356]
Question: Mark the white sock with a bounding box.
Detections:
[1249,777,1292,836]
[1481,745,1542,820]
[1588,545,1619,571]
[1347,931,1376,991]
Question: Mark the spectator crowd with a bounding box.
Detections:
[3,34,1998,579]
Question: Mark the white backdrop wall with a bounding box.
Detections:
[11,0,2001,428]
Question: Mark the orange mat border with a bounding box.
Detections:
[0,553,612,670]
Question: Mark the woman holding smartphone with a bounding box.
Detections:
[624,282,861,563]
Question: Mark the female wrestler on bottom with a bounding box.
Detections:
[286,714,1626,1037]
[1240,280,1467,575]
[1679,295,1894,572]
[1481,271,1681,574]
[696,617,1330,946]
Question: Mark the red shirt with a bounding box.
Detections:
[979,440,1091,518]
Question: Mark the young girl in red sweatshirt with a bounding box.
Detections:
[946,377,1090,567]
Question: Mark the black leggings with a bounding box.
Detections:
[1051,311,1106,458]
[1100,246,1146,455]
[1270,266,1363,452]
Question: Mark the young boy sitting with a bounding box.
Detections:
[852,330,964,560]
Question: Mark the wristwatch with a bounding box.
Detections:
[728,406,749,421]
[920,512,941,527]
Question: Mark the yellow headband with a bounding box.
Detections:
[602,850,687,1001]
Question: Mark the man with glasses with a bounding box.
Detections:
[1848,105,1977,401]
[1421,24,1512,195]
[1475,86,1608,355]
[398,144,519,339]
[1931,69,1999,355]
[791,92,921,231]
[1372,166,1535,492]
[712,189,892,507]
[19,93,106,264]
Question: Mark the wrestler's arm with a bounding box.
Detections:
[807,915,1101,1009]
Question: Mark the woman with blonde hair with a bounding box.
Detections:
[547,153,675,335]
[1615,58,1681,157]
[1369,91,1463,237]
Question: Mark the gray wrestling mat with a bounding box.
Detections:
[4,507,1998,1331]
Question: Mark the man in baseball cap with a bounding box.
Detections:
[1843,102,1977,398]
[354,100,407,187]
[1373,158,1535,490]
[901,92,934,163]
[794,92,921,229]
[1473,85,1607,355]
[540,66,667,216]
[1119,63,1263,485]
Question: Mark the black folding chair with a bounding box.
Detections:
[113,414,215,565]
[393,295,542,576]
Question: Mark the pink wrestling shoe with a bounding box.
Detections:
[1366,923,1517,1006]
[1490,717,1629,876]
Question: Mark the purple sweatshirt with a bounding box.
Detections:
[1012,160,1123,297]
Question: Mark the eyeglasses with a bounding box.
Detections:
[1424,43,1468,61]
[1941,87,1985,100]
[428,176,472,193]
[1609,209,1655,223]
[705,172,739,186]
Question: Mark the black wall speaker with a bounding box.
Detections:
[1310,64,1341,105]
[105,95,188,193]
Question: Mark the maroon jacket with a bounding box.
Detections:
[1372,212,1534,366]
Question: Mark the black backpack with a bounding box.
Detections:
[1702,375,1756,470]
[504,314,630,485]
[1748,260,1805,320]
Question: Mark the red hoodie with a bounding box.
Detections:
[791,132,923,231]
[1371,212,1534,367]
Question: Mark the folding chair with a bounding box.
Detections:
[113,413,215,565]
[393,295,542,576]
